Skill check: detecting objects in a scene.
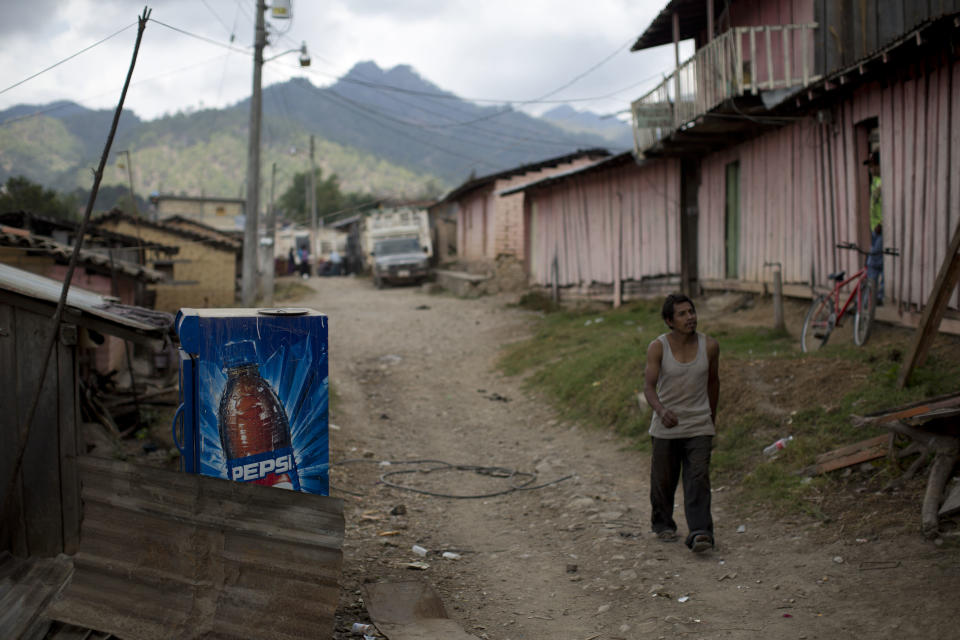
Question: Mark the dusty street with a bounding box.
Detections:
[293,275,959,640]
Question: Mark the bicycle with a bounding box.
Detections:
[801,241,899,352]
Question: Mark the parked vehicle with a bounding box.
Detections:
[361,206,432,288]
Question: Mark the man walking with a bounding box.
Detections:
[643,293,719,553]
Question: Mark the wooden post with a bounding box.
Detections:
[706,0,714,43]
[784,26,792,87]
[897,220,960,388]
[614,193,623,308]
[673,12,681,119]
[552,253,559,304]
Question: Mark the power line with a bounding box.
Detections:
[273,60,606,152]
[200,0,234,38]
[149,17,251,55]
[0,22,137,97]
[270,64,569,162]
[525,35,636,104]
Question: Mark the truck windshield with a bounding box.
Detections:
[374,238,421,255]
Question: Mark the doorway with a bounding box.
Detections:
[724,160,740,279]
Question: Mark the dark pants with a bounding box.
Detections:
[650,435,714,548]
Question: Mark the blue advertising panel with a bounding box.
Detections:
[176,308,329,495]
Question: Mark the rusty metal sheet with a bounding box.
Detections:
[45,456,344,640]
[362,581,477,640]
[0,551,73,639]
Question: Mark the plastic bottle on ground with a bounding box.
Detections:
[763,435,794,456]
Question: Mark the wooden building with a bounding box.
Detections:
[502,153,684,302]
[627,0,960,332]
[0,264,172,557]
[94,210,239,312]
[440,150,610,276]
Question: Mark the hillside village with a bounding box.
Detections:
[2,1,960,638]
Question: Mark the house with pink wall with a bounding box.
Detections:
[627,0,960,333]
[501,153,684,303]
[440,149,610,285]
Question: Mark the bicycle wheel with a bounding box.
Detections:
[801,295,835,353]
[854,278,877,346]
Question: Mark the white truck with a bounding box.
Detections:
[361,206,433,288]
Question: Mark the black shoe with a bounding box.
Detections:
[691,534,713,553]
[656,530,678,542]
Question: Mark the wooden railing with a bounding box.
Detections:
[632,23,820,154]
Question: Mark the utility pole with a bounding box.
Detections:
[309,134,317,273]
[261,161,277,306]
[118,149,144,264]
[241,0,266,307]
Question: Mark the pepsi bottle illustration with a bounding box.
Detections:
[217,340,301,490]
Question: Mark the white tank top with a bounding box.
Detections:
[649,332,715,439]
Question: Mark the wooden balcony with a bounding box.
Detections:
[632,23,821,155]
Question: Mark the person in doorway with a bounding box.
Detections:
[288,247,297,275]
[865,151,884,304]
[329,248,343,276]
[643,293,720,553]
[299,247,311,278]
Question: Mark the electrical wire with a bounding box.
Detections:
[0,22,137,97]
[329,458,575,500]
[200,0,234,38]
[524,34,636,104]
[270,61,603,154]
[149,17,251,55]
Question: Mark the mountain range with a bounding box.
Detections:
[0,62,633,209]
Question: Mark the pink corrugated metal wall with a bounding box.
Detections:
[698,56,960,310]
[527,159,682,286]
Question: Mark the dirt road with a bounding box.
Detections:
[296,276,959,640]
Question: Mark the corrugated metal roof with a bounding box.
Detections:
[440,148,611,203]
[94,210,242,253]
[0,211,180,255]
[0,551,74,638]
[0,263,173,335]
[498,152,642,195]
[631,0,715,51]
[0,228,167,283]
[161,215,243,248]
[45,456,344,640]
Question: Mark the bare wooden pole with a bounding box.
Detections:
[897,219,960,388]
[1,7,152,534]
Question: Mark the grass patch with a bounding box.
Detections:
[273,281,313,303]
[498,297,960,516]
[511,290,561,313]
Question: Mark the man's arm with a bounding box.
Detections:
[706,336,720,425]
[644,339,678,428]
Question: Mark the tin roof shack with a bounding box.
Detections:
[441,149,610,289]
[629,1,960,333]
[95,210,240,312]
[0,228,168,375]
[149,193,246,232]
[0,264,173,558]
[502,152,684,304]
[0,210,179,307]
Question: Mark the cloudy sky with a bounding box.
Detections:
[0,0,690,123]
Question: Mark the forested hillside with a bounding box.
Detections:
[0,61,621,209]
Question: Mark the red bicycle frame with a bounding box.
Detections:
[824,264,869,326]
